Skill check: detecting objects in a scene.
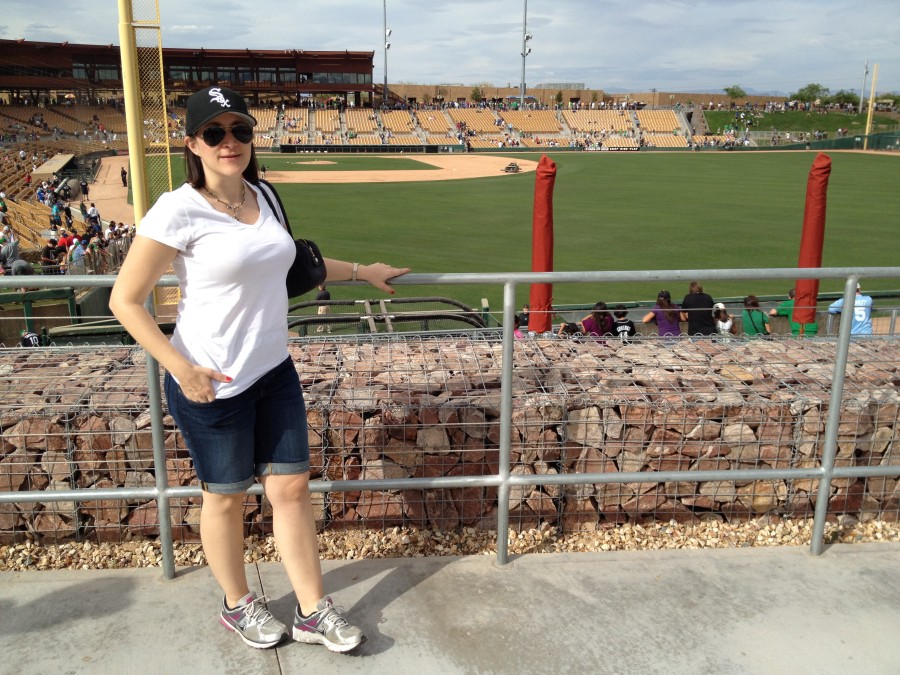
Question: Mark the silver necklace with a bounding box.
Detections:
[204,183,246,219]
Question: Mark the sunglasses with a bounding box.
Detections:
[200,123,254,146]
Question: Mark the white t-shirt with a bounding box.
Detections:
[137,181,295,398]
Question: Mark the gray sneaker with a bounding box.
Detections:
[220,593,287,649]
[292,596,366,653]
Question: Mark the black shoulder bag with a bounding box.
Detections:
[257,179,326,297]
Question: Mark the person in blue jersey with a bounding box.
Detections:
[828,285,874,335]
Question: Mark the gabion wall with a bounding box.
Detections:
[1,336,898,544]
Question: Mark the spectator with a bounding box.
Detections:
[680,281,716,336]
[612,304,637,342]
[517,303,530,331]
[713,303,736,341]
[87,202,100,227]
[67,238,86,275]
[642,290,681,337]
[828,284,873,335]
[557,322,582,339]
[575,301,615,337]
[0,234,20,270]
[741,295,772,336]
[19,329,41,347]
[108,84,405,652]
[769,288,818,336]
[315,284,331,334]
[513,314,525,339]
[41,238,60,273]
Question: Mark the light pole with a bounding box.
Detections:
[519,0,532,109]
[383,0,391,108]
[859,58,869,114]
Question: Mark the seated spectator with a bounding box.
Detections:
[742,295,772,336]
[642,290,681,337]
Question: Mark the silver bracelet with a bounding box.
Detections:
[351,262,359,282]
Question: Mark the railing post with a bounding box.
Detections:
[142,292,176,578]
[147,353,176,579]
[810,276,859,555]
[495,281,516,565]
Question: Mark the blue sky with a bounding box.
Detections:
[4,0,899,95]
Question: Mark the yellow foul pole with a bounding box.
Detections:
[863,64,878,151]
[118,0,150,222]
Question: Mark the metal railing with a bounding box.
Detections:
[2,265,900,579]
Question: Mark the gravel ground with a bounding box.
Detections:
[2,517,899,572]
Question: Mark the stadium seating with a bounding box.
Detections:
[424,135,461,145]
[635,109,682,133]
[0,106,81,135]
[347,134,382,145]
[643,133,689,148]
[415,111,453,134]
[386,135,421,145]
[467,136,508,149]
[498,110,561,134]
[67,105,127,134]
[282,108,309,133]
[447,109,500,133]
[249,107,277,131]
[601,136,639,149]
[345,109,378,133]
[381,110,416,133]
[562,110,633,133]
[314,110,341,133]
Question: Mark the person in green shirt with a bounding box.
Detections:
[741,295,771,336]
[769,288,818,336]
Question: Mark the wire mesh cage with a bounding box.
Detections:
[1,333,899,548]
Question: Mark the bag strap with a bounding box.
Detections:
[256,179,294,237]
[748,310,763,333]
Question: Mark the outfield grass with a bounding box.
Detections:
[257,154,439,172]
[166,151,900,311]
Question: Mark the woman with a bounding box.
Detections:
[110,86,408,653]
[741,295,772,337]
[679,281,716,336]
[576,301,614,337]
[642,290,681,337]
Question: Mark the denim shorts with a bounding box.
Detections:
[164,356,310,494]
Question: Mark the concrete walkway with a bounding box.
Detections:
[2,543,899,674]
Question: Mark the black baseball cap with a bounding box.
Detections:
[185,86,257,136]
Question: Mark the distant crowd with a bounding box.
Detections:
[512,281,876,341]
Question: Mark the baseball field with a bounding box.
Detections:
[165,150,900,310]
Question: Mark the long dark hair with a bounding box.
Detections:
[591,301,612,334]
[183,144,260,188]
[657,294,677,323]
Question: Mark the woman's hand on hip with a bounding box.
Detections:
[177,365,233,403]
